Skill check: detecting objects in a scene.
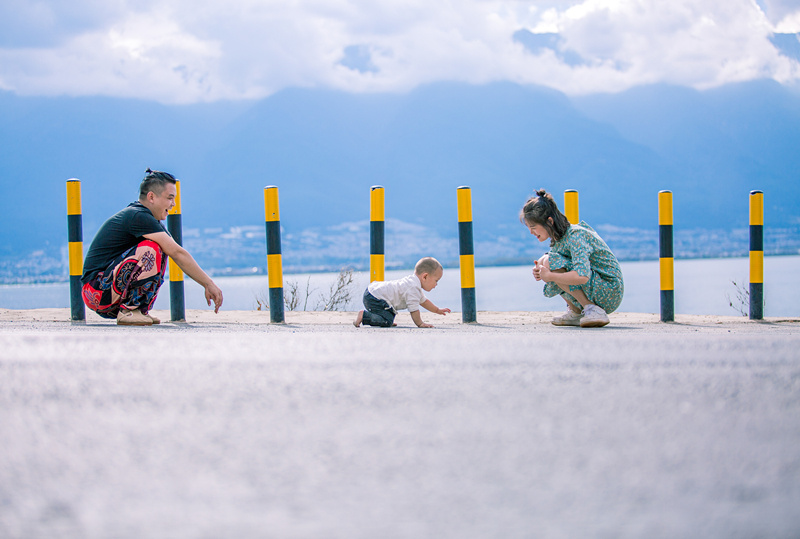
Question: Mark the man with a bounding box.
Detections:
[81,169,223,325]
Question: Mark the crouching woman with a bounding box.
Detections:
[521,189,624,328]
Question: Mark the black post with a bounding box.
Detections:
[167,180,185,322]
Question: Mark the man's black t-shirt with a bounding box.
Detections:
[81,201,167,284]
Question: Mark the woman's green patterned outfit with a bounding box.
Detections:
[544,221,624,313]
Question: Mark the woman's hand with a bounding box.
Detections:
[534,260,554,282]
[533,255,551,281]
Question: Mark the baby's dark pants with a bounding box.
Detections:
[361,289,396,327]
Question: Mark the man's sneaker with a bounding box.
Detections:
[144,312,161,324]
[580,304,610,328]
[117,308,154,326]
[552,308,583,326]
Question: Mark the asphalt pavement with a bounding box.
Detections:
[1,313,799,538]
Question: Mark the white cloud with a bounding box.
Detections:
[775,10,800,32]
[546,0,797,89]
[0,10,227,103]
[757,0,800,25]
[0,0,797,103]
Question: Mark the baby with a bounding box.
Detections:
[354,257,451,328]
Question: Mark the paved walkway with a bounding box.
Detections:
[2,310,799,538]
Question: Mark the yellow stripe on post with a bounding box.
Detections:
[750,251,764,284]
[564,189,579,225]
[370,254,384,281]
[67,241,83,275]
[460,254,475,288]
[267,253,284,288]
[69,243,83,276]
[750,191,763,226]
[169,263,184,281]
[265,186,280,222]
[457,188,473,222]
[169,180,182,214]
[658,192,673,226]
[67,180,82,216]
[659,257,674,291]
[370,186,384,221]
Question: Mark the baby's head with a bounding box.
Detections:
[415,257,443,292]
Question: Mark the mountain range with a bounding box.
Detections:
[1,79,799,273]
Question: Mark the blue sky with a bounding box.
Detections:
[1,0,799,104]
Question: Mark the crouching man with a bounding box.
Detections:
[81,169,223,325]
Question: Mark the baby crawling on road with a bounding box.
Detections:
[354,257,451,328]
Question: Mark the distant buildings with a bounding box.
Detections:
[1,221,798,284]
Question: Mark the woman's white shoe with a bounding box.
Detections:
[580,305,610,328]
[552,308,583,326]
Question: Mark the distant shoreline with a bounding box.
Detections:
[3,252,799,287]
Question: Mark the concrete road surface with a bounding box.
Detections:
[1,310,799,538]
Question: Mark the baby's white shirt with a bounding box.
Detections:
[367,274,427,313]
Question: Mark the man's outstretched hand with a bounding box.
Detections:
[205,283,224,313]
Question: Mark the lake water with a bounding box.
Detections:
[1,256,797,317]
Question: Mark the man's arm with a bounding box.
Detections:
[144,231,223,312]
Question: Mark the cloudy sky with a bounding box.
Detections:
[1,0,799,104]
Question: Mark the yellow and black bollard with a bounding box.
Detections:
[564,189,579,225]
[457,186,477,323]
[66,179,85,321]
[370,185,385,283]
[264,186,285,323]
[167,180,186,322]
[658,190,674,322]
[749,190,764,320]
